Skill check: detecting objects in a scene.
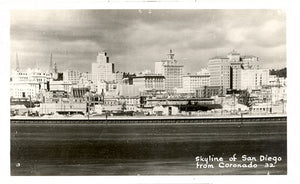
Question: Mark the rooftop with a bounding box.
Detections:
[209,56,229,60]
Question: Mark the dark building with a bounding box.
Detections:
[195,86,224,98]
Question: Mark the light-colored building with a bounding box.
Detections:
[11,69,51,89]
[78,72,97,92]
[240,69,269,90]
[196,68,210,75]
[145,98,214,107]
[153,105,179,116]
[250,86,286,105]
[208,57,230,93]
[132,74,165,92]
[10,69,51,100]
[10,81,40,99]
[181,73,210,94]
[118,84,140,97]
[96,81,119,96]
[49,80,72,93]
[101,96,140,112]
[39,100,87,115]
[155,50,183,93]
[269,75,287,87]
[91,52,115,83]
[270,86,287,104]
[251,102,286,114]
[114,71,124,83]
[63,69,82,84]
[208,50,261,93]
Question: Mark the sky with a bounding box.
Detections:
[10,9,286,73]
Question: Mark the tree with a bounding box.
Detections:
[270,67,287,78]
[238,90,253,107]
[121,102,126,112]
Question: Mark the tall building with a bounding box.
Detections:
[227,50,243,90]
[208,56,231,93]
[155,50,183,93]
[91,52,115,83]
[208,50,261,93]
[63,69,82,84]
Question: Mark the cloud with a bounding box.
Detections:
[10,10,286,73]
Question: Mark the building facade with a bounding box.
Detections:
[63,70,82,84]
[10,69,51,100]
[132,74,165,92]
[49,80,72,93]
[240,69,269,90]
[195,86,224,98]
[182,73,210,94]
[208,57,230,93]
[91,52,115,83]
[155,50,183,93]
[208,50,262,93]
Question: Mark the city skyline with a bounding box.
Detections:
[10,10,286,73]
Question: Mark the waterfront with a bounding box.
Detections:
[11,118,287,175]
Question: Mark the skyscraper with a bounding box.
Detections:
[208,56,231,94]
[91,52,115,83]
[208,50,261,93]
[155,50,183,93]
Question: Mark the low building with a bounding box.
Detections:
[71,85,90,98]
[10,81,40,100]
[250,103,272,114]
[132,74,165,92]
[268,75,287,87]
[101,96,140,113]
[180,73,210,94]
[250,86,286,105]
[153,105,179,116]
[10,104,28,116]
[145,97,214,107]
[240,69,269,90]
[39,100,87,115]
[10,69,51,101]
[117,84,140,97]
[50,80,72,93]
[195,86,224,98]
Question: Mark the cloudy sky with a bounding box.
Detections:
[10,9,286,73]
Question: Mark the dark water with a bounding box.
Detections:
[11,119,287,175]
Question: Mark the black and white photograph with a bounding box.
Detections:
[4,3,295,181]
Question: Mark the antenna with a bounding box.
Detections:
[49,52,53,72]
[15,53,20,71]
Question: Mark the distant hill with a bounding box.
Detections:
[270,67,287,78]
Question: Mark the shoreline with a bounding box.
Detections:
[11,114,287,120]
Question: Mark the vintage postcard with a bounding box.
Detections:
[10,9,287,176]
[4,1,298,183]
